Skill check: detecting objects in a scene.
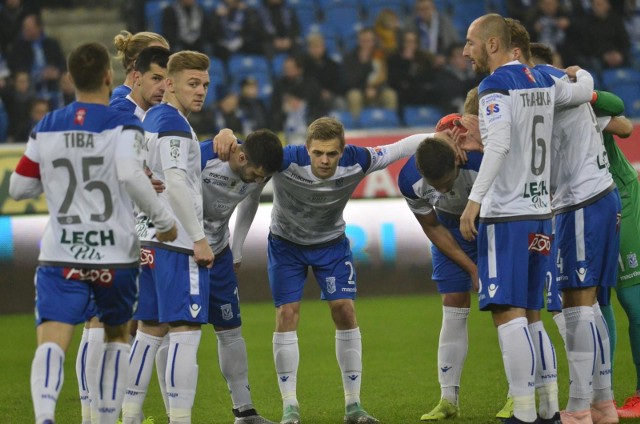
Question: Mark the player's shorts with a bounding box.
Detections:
[133,247,158,321]
[554,189,621,292]
[432,216,477,294]
[35,265,139,326]
[545,233,562,312]
[208,245,241,327]
[83,297,98,322]
[152,246,210,324]
[268,233,356,307]
[616,179,640,289]
[477,219,551,311]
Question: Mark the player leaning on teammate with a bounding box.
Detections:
[9,42,177,424]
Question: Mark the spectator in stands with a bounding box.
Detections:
[0,0,30,54]
[302,32,345,112]
[282,86,308,145]
[373,8,403,56]
[342,27,398,118]
[28,96,49,125]
[527,0,571,56]
[405,0,460,68]
[270,54,325,131]
[59,71,74,105]
[210,0,263,62]
[257,0,301,58]
[238,76,269,133]
[5,71,34,142]
[162,0,208,52]
[387,30,437,119]
[432,43,482,114]
[505,0,536,23]
[7,14,65,109]
[122,0,146,33]
[214,87,245,135]
[568,0,630,71]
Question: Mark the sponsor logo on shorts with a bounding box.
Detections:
[63,268,114,286]
[528,233,551,255]
[140,248,155,268]
[221,303,233,320]
[627,252,638,269]
[576,267,587,282]
[326,277,336,294]
[488,283,499,298]
[190,303,201,318]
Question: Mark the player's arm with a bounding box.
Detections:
[554,68,594,107]
[231,186,263,270]
[116,128,177,242]
[9,133,44,200]
[605,116,634,138]
[415,210,478,288]
[591,90,625,117]
[366,132,457,173]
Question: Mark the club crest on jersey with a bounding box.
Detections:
[627,252,638,269]
[523,67,536,83]
[74,108,87,125]
[169,139,181,161]
[528,233,551,255]
[326,276,336,294]
[221,304,233,320]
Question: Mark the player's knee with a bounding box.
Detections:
[104,323,130,343]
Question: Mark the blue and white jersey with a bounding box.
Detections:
[24,102,145,267]
[471,60,589,221]
[110,94,145,120]
[110,84,132,103]
[398,152,481,223]
[535,64,614,212]
[140,102,203,252]
[271,134,427,245]
[200,140,265,254]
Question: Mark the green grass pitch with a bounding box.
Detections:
[2,293,640,423]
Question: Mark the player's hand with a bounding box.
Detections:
[233,261,241,273]
[193,238,215,268]
[145,166,165,193]
[470,268,479,293]
[213,128,238,161]
[460,200,480,241]
[455,115,483,153]
[156,223,178,242]
[564,65,582,81]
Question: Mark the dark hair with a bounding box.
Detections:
[243,129,284,173]
[530,42,554,65]
[415,138,456,180]
[67,42,111,92]
[134,46,171,74]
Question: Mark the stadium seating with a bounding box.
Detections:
[145,0,170,33]
[601,67,640,116]
[205,57,227,107]
[360,107,401,129]
[331,109,359,129]
[288,0,319,28]
[403,105,443,127]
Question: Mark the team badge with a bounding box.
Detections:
[326,276,336,294]
[74,108,87,125]
[221,304,233,320]
[627,253,638,269]
[523,67,536,83]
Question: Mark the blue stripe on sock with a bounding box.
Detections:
[45,347,51,388]
[538,331,547,371]
[590,322,597,376]
[135,345,151,386]
[112,350,121,400]
[81,341,89,391]
[170,343,179,388]
[55,354,63,391]
[596,326,606,365]
[99,351,107,400]
[524,327,535,376]
[551,340,557,370]
[130,340,138,364]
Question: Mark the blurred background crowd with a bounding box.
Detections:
[0,0,637,143]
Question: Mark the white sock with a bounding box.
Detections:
[336,328,362,406]
[564,306,596,412]
[552,312,567,346]
[166,330,201,424]
[75,327,91,424]
[31,342,65,424]
[273,331,299,408]
[592,303,614,403]
[155,335,170,418]
[217,327,253,411]
[86,327,105,423]
[498,317,537,422]
[122,331,164,423]
[528,321,559,419]
[98,342,130,424]
[438,307,469,405]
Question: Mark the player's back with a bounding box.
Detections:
[535,65,614,212]
[34,101,144,267]
[478,62,556,220]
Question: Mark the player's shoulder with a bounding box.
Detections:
[534,64,566,80]
[480,62,554,96]
[199,139,220,170]
[339,144,370,169]
[110,84,132,102]
[398,155,422,198]
[109,95,136,114]
[143,103,191,135]
[282,144,311,169]
[35,102,141,134]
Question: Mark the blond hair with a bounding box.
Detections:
[167,50,210,75]
[113,30,169,73]
[464,87,479,115]
[306,117,345,149]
